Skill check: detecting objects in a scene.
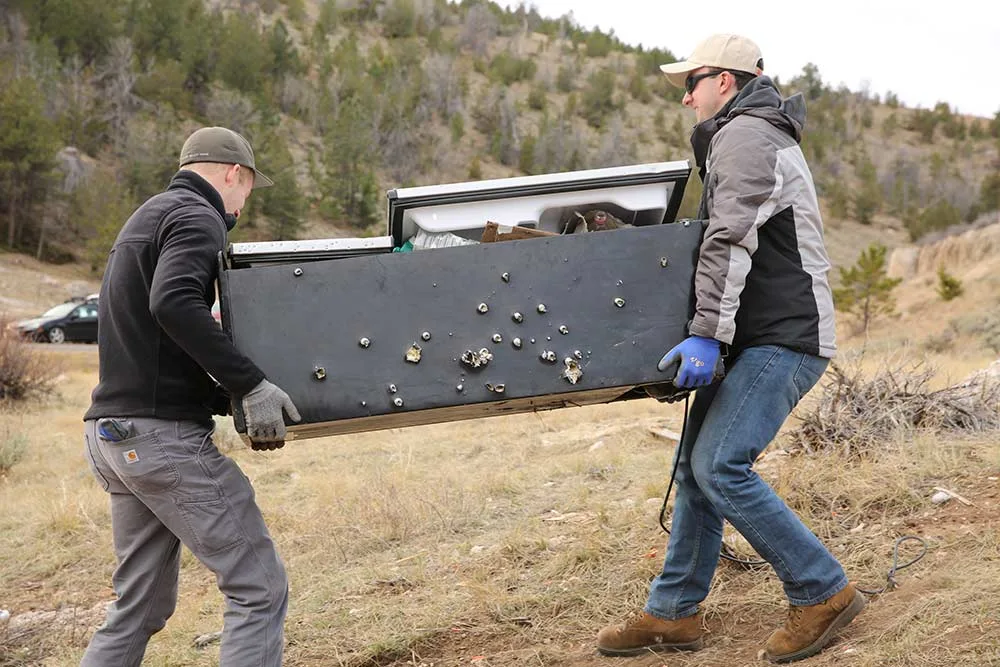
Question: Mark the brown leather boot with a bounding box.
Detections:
[765,583,866,663]
[596,611,703,657]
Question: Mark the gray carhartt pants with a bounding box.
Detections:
[81,417,288,667]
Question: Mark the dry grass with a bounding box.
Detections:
[1,344,999,666]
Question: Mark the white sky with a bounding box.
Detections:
[496,0,1000,119]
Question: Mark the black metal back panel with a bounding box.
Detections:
[220,222,702,438]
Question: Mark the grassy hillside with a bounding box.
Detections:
[0,0,998,272]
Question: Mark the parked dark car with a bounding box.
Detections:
[10,300,99,343]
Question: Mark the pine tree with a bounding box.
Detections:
[936,267,963,301]
[832,243,902,334]
[0,76,60,249]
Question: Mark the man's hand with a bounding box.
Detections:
[241,379,301,450]
[657,336,723,389]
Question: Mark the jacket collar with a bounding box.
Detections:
[689,75,807,181]
[167,170,237,231]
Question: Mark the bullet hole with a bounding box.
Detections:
[512,337,522,349]
[492,333,503,343]
[359,337,371,348]
[461,348,493,369]
[537,304,547,313]
[660,257,669,268]
[512,312,524,323]
[501,272,510,283]
[388,384,397,394]
[539,350,557,363]
[477,303,489,314]
[314,367,327,381]
[405,344,422,363]
[421,331,432,341]
[558,325,569,335]
[293,268,303,277]
[614,297,626,308]
[393,397,404,407]
[562,358,583,384]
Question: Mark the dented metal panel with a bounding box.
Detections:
[220,222,702,439]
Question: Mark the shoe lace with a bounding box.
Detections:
[785,605,805,632]
[622,610,649,630]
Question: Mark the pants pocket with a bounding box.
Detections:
[792,356,829,399]
[106,430,180,494]
[83,434,111,492]
[177,497,245,557]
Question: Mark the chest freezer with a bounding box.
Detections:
[219,161,702,439]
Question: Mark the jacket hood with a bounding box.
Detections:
[728,75,806,142]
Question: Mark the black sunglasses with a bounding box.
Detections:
[685,70,725,94]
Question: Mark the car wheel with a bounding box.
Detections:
[47,327,66,344]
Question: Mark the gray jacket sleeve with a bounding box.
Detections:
[688,121,783,344]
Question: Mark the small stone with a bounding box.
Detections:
[931,491,951,505]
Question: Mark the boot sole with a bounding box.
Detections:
[597,637,704,657]
[767,590,866,664]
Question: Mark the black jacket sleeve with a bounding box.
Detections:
[149,205,265,397]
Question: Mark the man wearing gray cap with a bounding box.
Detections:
[597,36,862,663]
[81,126,298,666]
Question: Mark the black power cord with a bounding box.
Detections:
[656,394,930,588]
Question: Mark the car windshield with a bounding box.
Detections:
[41,302,78,319]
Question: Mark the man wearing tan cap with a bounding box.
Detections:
[598,36,861,663]
[82,126,299,666]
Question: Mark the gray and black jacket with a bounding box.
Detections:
[688,76,836,359]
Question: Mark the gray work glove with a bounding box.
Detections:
[241,379,301,450]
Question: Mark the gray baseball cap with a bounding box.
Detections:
[178,126,274,189]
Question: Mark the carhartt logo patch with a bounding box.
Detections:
[123,450,139,464]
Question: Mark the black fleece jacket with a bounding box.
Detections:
[85,171,265,422]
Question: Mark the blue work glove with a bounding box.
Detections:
[657,336,723,389]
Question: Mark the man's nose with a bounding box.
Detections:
[682,91,693,107]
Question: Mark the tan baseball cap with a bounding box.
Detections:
[178,126,274,189]
[659,34,763,89]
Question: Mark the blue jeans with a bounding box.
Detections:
[646,345,847,620]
